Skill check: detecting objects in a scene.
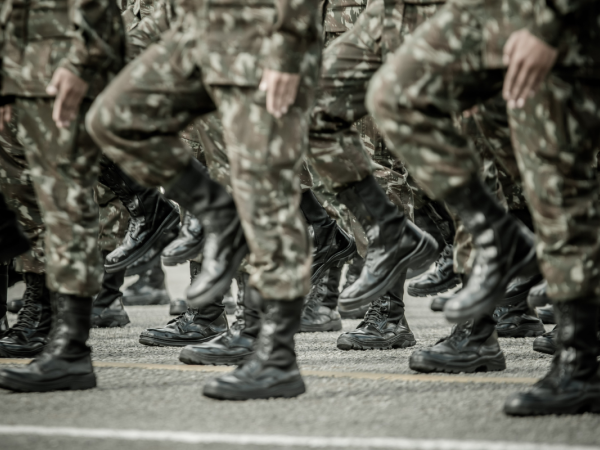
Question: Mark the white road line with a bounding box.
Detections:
[0,426,597,450]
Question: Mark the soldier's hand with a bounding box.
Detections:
[0,105,11,132]
[502,29,558,109]
[259,69,300,118]
[46,68,89,129]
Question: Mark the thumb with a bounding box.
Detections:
[46,71,61,96]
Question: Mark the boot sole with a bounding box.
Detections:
[339,232,438,306]
[497,323,545,338]
[202,377,306,400]
[311,240,357,284]
[124,251,163,277]
[0,346,46,358]
[122,292,171,306]
[537,310,556,325]
[504,397,600,416]
[139,334,217,348]
[532,340,555,355]
[179,349,254,366]
[186,242,249,309]
[407,276,461,298]
[162,238,205,267]
[409,351,506,374]
[92,316,131,328]
[430,298,449,312]
[337,333,416,351]
[444,246,539,324]
[0,372,96,392]
[300,318,343,333]
[105,210,180,273]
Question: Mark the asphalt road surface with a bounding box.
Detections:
[1,265,599,450]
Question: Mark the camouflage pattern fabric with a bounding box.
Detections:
[1,0,125,296]
[87,3,321,299]
[0,109,45,274]
[94,182,130,253]
[14,99,103,296]
[308,0,443,231]
[366,0,600,301]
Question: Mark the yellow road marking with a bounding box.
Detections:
[0,359,537,384]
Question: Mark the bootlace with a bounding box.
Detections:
[435,244,453,267]
[436,321,471,345]
[363,298,386,326]
[10,278,44,333]
[167,307,195,325]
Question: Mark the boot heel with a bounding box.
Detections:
[70,373,97,390]
[485,354,507,372]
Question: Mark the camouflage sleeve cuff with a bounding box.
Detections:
[528,0,563,47]
[266,32,306,74]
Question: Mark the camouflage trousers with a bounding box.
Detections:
[366,0,600,301]
[0,108,129,274]
[87,31,313,300]
[13,98,103,296]
[452,98,529,274]
[0,108,45,274]
[308,0,442,218]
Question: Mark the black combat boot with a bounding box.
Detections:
[536,305,556,324]
[527,280,549,308]
[165,159,248,308]
[430,274,467,312]
[337,272,416,350]
[139,261,228,347]
[337,175,438,305]
[203,294,305,400]
[124,223,179,276]
[179,272,261,365]
[0,293,96,392]
[300,190,356,282]
[0,273,52,357]
[300,266,343,332]
[505,300,600,416]
[99,160,180,273]
[494,299,545,338]
[409,315,506,373]
[169,298,188,316]
[339,257,365,319]
[0,193,30,264]
[0,265,9,339]
[92,252,130,328]
[533,326,558,355]
[6,264,24,313]
[442,176,540,323]
[532,313,600,356]
[408,244,461,297]
[161,210,204,266]
[122,258,170,305]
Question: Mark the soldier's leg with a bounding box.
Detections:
[367,0,539,325]
[0,114,52,357]
[0,98,103,391]
[0,109,45,275]
[87,32,247,312]
[504,76,600,416]
[309,0,438,315]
